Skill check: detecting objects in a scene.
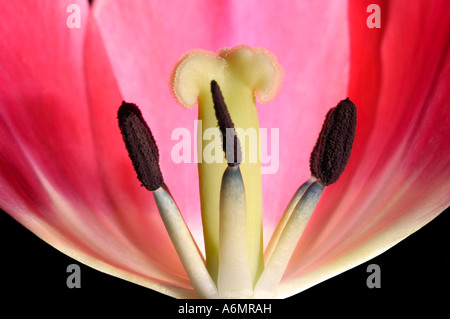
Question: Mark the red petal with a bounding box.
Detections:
[279,0,450,297]
[0,0,96,211]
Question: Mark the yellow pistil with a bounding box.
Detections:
[171,45,284,284]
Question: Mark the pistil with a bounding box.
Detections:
[171,46,284,284]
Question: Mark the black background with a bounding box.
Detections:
[1,207,448,317]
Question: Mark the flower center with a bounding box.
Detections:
[117,45,357,299]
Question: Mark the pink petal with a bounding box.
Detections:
[279,0,450,297]
[0,1,193,297]
[0,0,95,213]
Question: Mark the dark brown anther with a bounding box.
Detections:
[211,80,242,166]
[118,101,163,191]
[310,98,357,186]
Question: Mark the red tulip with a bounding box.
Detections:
[0,0,448,299]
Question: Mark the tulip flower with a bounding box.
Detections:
[0,0,448,299]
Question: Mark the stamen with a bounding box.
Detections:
[210,82,253,297]
[210,80,242,166]
[256,98,357,298]
[218,165,253,298]
[153,185,218,299]
[264,176,316,262]
[118,101,218,298]
[255,181,325,298]
[117,101,163,191]
[309,98,357,185]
